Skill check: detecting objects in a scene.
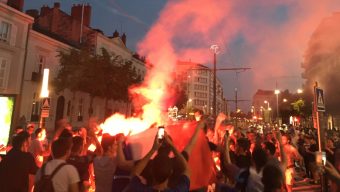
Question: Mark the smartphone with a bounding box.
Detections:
[158,126,165,140]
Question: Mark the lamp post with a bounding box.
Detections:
[39,68,50,129]
[274,89,280,123]
[210,45,219,118]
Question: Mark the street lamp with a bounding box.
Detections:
[264,100,270,109]
[274,89,280,122]
[40,68,50,129]
[297,89,303,94]
[283,98,288,103]
[210,44,220,118]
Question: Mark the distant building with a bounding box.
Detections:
[252,89,276,122]
[176,61,227,115]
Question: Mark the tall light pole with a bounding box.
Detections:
[40,68,50,129]
[210,45,219,117]
[274,89,280,122]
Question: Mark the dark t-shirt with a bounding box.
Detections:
[0,148,38,192]
[67,155,91,181]
[235,153,251,169]
[129,174,190,192]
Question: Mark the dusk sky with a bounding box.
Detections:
[25,0,340,111]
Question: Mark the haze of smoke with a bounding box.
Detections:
[302,12,340,114]
[132,0,340,113]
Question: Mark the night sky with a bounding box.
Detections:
[24,0,340,111]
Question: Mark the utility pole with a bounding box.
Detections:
[190,66,251,117]
[226,88,249,128]
[210,45,219,118]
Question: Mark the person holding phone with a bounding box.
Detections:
[128,131,190,192]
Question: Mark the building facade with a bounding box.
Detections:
[252,89,276,122]
[0,1,147,134]
[0,1,33,145]
[176,61,227,116]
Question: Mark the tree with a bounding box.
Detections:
[53,48,142,118]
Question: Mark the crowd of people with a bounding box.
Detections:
[0,111,339,192]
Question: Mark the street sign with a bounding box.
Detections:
[41,97,50,110]
[315,88,325,112]
[41,109,49,117]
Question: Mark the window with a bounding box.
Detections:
[0,58,9,89]
[0,21,11,42]
[30,93,40,122]
[37,55,46,73]
[77,98,83,121]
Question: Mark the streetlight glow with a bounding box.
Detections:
[297,89,303,94]
[40,68,49,98]
[274,89,280,95]
[283,98,288,102]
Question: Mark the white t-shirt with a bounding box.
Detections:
[35,159,80,192]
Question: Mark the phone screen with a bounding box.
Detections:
[158,126,165,139]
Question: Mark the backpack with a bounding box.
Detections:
[34,162,67,192]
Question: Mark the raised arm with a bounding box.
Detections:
[131,135,160,176]
[116,134,134,171]
[275,131,287,169]
[214,113,227,143]
[222,132,239,180]
[164,133,190,177]
[183,121,205,154]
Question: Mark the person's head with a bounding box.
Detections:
[281,134,291,145]
[263,141,276,156]
[101,134,117,155]
[26,125,35,135]
[327,139,334,148]
[262,164,283,192]
[59,129,73,139]
[71,136,84,155]
[12,131,31,152]
[236,137,250,154]
[35,128,46,141]
[151,154,173,185]
[252,147,268,172]
[194,109,204,121]
[52,138,73,159]
[15,126,24,134]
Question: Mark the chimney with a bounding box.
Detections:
[40,5,50,17]
[121,33,126,45]
[113,30,119,38]
[26,9,39,19]
[7,0,24,11]
[71,3,92,27]
[53,2,60,9]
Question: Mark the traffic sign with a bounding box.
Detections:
[315,88,325,112]
[41,109,49,117]
[41,98,50,110]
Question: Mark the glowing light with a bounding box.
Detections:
[297,89,303,94]
[88,144,96,152]
[274,89,280,95]
[283,98,288,102]
[40,69,49,98]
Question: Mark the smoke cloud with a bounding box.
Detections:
[134,0,340,111]
[302,12,340,114]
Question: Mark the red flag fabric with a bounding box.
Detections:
[127,121,216,190]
